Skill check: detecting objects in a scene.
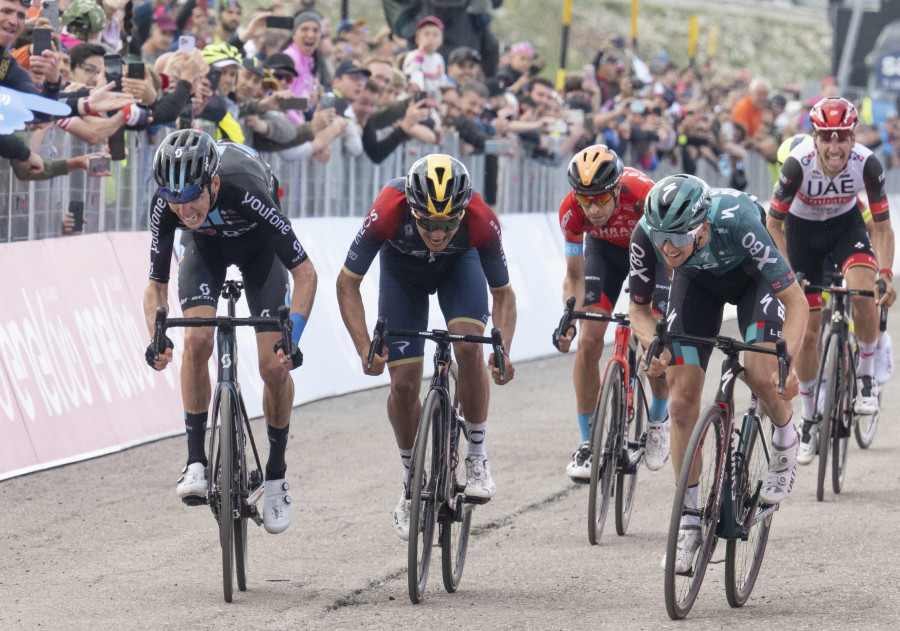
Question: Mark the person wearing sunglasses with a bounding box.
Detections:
[336,154,517,541]
[631,173,808,570]
[142,129,317,536]
[766,96,897,464]
[554,145,672,481]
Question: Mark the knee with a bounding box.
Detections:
[453,343,485,371]
[390,377,421,405]
[259,356,289,386]
[183,331,214,364]
[576,328,605,361]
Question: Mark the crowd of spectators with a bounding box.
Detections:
[3,0,900,232]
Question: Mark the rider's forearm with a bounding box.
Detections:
[766,215,788,258]
[628,302,660,352]
[490,285,517,353]
[336,271,371,356]
[870,220,895,278]
[779,282,809,361]
[288,258,317,319]
[142,281,168,337]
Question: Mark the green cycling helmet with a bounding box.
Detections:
[645,174,710,233]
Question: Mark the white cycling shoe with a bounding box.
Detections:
[263,478,293,534]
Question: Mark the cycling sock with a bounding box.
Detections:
[681,484,700,527]
[466,421,487,457]
[265,424,289,480]
[799,379,816,420]
[857,340,877,377]
[399,447,412,486]
[772,416,796,446]
[649,395,669,423]
[577,413,592,443]
[184,411,208,467]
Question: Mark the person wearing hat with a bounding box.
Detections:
[232,56,298,150]
[282,10,322,108]
[336,17,367,47]
[214,0,242,45]
[402,16,448,101]
[60,0,108,48]
[446,46,482,87]
[496,41,537,95]
[140,8,177,64]
[196,42,246,143]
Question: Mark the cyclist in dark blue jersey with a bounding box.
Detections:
[142,129,316,536]
[629,174,808,572]
[336,154,517,541]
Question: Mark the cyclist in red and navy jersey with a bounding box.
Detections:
[336,154,517,541]
[143,129,316,536]
[554,145,671,481]
[767,97,897,463]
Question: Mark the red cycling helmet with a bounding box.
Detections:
[809,97,858,137]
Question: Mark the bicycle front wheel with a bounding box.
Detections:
[616,371,646,535]
[725,412,773,607]
[817,336,841,501]
[664,404,726,620]
[442,361,472,593]
[217,390,235,603]
[409,389,441,604]
[854,390,879,448]
[233,395,250,593]
[587,363,621,545]
[832,356,853,494]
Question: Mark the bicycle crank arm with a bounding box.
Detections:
[247,484,265,506]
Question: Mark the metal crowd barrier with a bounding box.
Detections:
[8,123,893,244]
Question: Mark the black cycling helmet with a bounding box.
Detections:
[645,174,711,233]
[567,144,624,195]
[153,129,220,195]
[405,154,473,219]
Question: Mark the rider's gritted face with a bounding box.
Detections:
[415,217,459,252]
[168,175,221,230]
[656,221,710,269]
[814,130,854,179]
[576,184,619,227]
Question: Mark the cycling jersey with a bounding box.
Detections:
[630,188,794,306]
[342,177,510,364]
[630,188,796,369]
[341,178,509,289]
[558,167,654,251]
[148,141,308,284]
[769,138,889,223]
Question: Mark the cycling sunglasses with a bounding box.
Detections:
[815,128,853,141]
[575,191,613,207]
[416,215,462,232]
[158,184,205,204]
[648,223,703,248]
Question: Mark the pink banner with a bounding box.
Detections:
[0,233,185,478]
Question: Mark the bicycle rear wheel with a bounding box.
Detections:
[442,362,472,593]
[725,412,773,607]
[233,395,249,592]
[664,404,726,620]
[409,389,441,604]
[817,336,841,502]
[832,359,853,494]
[587,364,621,545]
[217,390,235,603]
[616,371,646,536]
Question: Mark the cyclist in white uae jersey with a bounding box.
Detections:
[767,97,896,463]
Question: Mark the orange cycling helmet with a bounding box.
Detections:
[809,97,858,137]
[567,144,624,195]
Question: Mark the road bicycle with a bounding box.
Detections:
[553,297,648,545]
[367,318,505,604]
[645,320,790,619]
[151,280,296,603]
[801,275,887,501]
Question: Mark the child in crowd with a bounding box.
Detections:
[401,16,448,101]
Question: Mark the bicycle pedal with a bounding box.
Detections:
[181,496,207,507]
[571,477,590,485]
[463,495,491,505]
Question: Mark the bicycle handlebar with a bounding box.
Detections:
[643,318,793,394]
[796,274,889,333]
[552,296,630,350]
[151,305,293,360]
[366,318,506,381]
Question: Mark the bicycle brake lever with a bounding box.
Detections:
[876,279,888,332]
[277,305,292,349]
[775,338,789,395]
[552,296,577,350]
[367,317,386,370]
[153,307,167,358]
[643,317,668,372]
[491,327,506,382]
